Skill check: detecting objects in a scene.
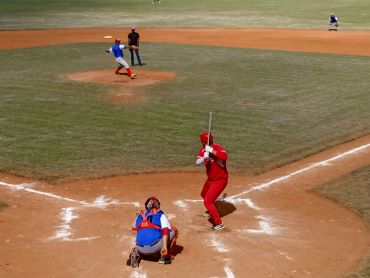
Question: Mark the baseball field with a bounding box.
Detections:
[1,1,370,277]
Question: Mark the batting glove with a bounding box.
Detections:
[203,151,209,158]
[205,145,213,153]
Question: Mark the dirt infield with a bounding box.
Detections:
[2,28,370,57]
[1,28,370,278]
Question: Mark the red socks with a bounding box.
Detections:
[115,66,123,74]
[126,67,133,77]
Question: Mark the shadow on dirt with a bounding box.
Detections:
[216,199,236,218]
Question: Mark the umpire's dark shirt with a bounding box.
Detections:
[128,31,140,46]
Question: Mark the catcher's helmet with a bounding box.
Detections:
[114,38,121,44]
[200,132,213,145]
[145,196,161,210]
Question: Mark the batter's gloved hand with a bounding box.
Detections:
[205,145,213,153]
[203,151,209,158]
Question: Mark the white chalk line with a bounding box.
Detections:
[206,234,236,278]
[229,142,370,199]
[47,207,100,242]
[277,250,295,262]
[224,265,236,278]
[0,181,140,242]
[235,215,278,236]
[0,181,90,205]
[130,269,147,278]
[0,181,140,208]
[208,234,229,253]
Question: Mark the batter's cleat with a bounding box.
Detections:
[210,224,225,231]
[130,73,136,79]
[158,256,172,264]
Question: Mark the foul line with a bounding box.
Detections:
[173,143,370,206]
[229,142,370,199]
[0,181,140,208]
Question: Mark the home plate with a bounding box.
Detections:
[104,35,112,39]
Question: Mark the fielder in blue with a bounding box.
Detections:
[105,38,136,78]
[128,196,178,267]
[328,13,339,31]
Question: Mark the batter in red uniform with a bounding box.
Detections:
[195,132,228,231]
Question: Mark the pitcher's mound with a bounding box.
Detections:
[64,69,176,103]
[65,69,176,86]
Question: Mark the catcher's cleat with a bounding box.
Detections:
[129,248,140,268]
[210,224,225,231]
[158,256,172,264]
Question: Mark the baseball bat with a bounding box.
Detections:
[207,112,212,146]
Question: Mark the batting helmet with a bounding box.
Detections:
[200,132,213,145]
[114,38,121,44]
[145,196,161,211]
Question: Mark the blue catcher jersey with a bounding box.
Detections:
[135,210,164,246]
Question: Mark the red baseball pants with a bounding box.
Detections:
[201,178,228,225]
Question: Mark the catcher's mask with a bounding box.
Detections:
[114,38,121,44]
[200,132,213,145]
[145,196,161,211]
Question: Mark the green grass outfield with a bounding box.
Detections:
[1,0,370,30]
[1,43,370,181]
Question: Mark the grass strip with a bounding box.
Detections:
[1,0,370,29]
[314,166,370,278]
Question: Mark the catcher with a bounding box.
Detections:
[105,38,137,78]
[127,196,178,268]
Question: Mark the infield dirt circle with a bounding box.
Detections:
[0,28,370,278]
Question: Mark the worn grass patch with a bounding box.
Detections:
[0,202,7,210]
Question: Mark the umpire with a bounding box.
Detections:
[128,26,143,66]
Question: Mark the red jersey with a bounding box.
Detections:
[197,143,228,180]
